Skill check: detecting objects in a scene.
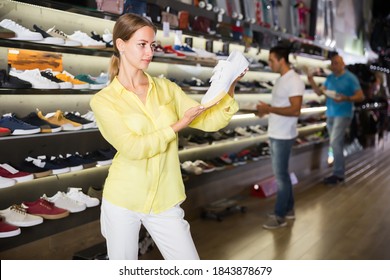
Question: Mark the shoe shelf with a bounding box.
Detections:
[179,122,326,162]
[0,87,97,95]
[0,0,333,256]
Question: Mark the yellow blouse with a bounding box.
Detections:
[90,73,238,214]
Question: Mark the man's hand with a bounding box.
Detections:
[256,101,270,117]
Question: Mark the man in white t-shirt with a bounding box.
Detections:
[256,46,304,229]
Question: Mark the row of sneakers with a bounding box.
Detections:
[180,142,271,175]
[6,68,107,90]
[0,110,97,136]
[0,188,99,238]
[0,148,116,189]
[179,125,267,148]
[0,19,109,48]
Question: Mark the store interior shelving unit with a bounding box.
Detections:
[0,0,330,258]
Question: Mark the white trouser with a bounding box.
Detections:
[100,198,200,260]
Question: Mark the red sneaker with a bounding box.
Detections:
[22,198,69,220]
[163,45,186,59]
[0,126,11,137]
[0,216,21,238]
[0,163,34,183]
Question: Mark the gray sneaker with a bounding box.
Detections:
[267,209,295,220]
[263,216,287,230]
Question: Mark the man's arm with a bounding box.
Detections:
[257,95,303,117]
[336,88,365,103]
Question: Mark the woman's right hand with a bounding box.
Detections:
[171,105,205,132]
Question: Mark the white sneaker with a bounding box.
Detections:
[9,69,60,89]
[0,204,43,227]
[43,192,86,213]
[201,50,249,108]
[46,26,81,47]
[0,176,17,189]
[0,19,43,41]
[68,31,106,48]
[66,187,100,207]
[181,161,203,175]
[234,126,252,137]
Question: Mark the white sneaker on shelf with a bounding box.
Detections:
[0,19,43,41]
[46,26,81,47]
[0,204,43,227]
[68,31,106,48]
[181,161,203,175]
[201,50,249,108]
[43,192,86,213]
[9,69,60,89]
[66,187,100,207]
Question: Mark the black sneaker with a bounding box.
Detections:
[0,69,32,89]
[81,150,113,166]
[323,175,344,185]
[63,153,97,169]
[40,70,72,89]
[20,112,62,133]
[64,112,94,129]
[15,159,53,178]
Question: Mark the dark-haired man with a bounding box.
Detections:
[257,46,305,229]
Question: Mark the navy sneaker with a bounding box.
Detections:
[63,153,97,169]
[15,159,53,178]
[0,69,32,89]
[0,114,41,135]
[20,112,62,133]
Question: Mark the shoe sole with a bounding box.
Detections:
[262,222,287,229]
[0,228,21,238]
[35,211,70,220]
[267,213,296,220]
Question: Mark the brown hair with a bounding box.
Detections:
[108,13,157,82]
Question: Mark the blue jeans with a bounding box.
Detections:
[269,137,295,218]
[327,117,351,178]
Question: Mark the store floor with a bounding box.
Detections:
[141,138,390,260]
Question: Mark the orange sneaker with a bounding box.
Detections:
[37,110,82,131]
[55,71,89,89]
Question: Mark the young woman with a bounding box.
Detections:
[90,13,245,259]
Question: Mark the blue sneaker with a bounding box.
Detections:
[173,44,198,57]
[0,114,41,135]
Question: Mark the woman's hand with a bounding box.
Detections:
[171,105,205,132]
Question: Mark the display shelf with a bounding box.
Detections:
[0,206,100,252]
[0,0,333,257]
[179,122,326,162]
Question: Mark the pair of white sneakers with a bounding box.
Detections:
[43,187,100,213]
[201,50,249,108]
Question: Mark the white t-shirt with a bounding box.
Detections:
[267,69,305,139]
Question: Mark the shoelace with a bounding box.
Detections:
[209,61,226,83]
[10,204,27,215]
